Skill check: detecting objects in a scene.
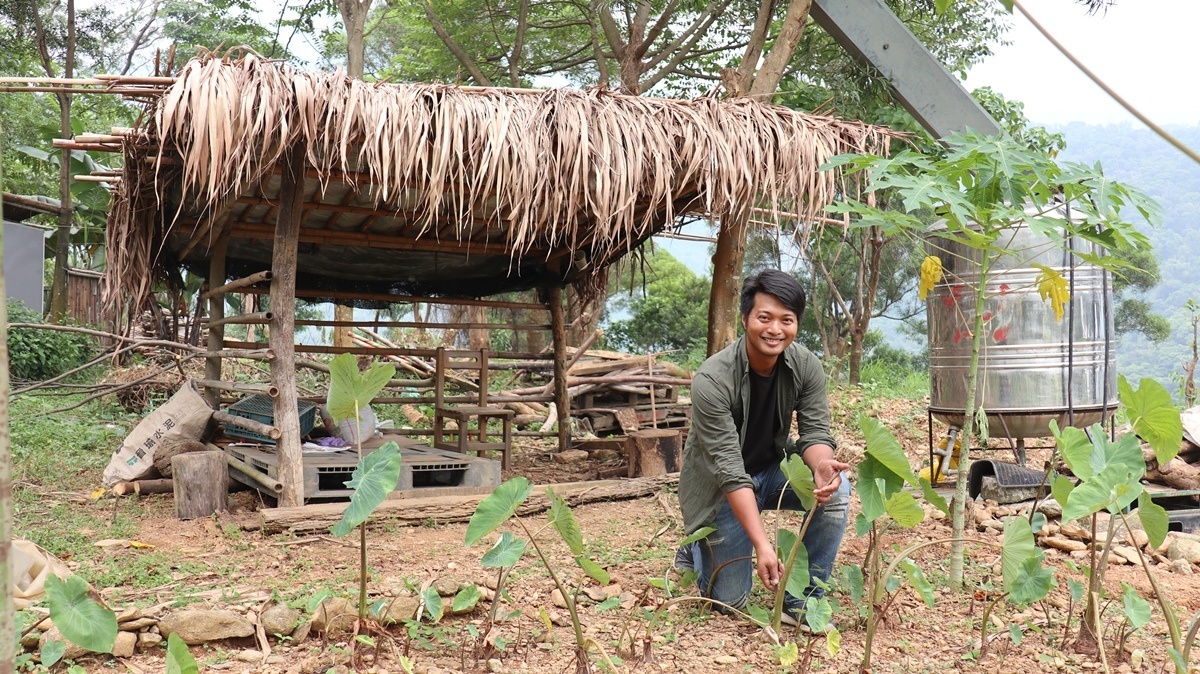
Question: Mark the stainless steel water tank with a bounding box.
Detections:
[927,222,1117,438]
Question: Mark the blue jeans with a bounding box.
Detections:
[694,466,851,612]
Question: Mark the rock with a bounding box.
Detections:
[39,627,89,660]
[236,650,264,663]
[976,518,1003,533]
[116,607,141,623]
[1043,536,1088,552]
[311,598,357,635]
[551,588,568,608]
[434,578,464,596]
[112,631,137,658]
[1170,558,1194,575]
[487,658,504,672]
[119,617,158,631]
[1131,649,1144,670]
[553,449,589,465]
[1036,498,1063,518]
[1060,522,1092,541]
[978,477,1043,505]
[261,602,302,637]
[1168,536,1200,564]
[589,449,621,462]
[714,655,738,665]
[137,632,163,649]
[1038,523,1060,538]
[1128,530,1150,550]
[158,609,255,646]
[290,621,312,643]
[381,597,420,625]
[20,631,40,649]
[1111,546,1141,565]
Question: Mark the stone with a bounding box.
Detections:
[1061,522,1092,541]
[978,477,1043,505]
[1042,536,1088,552]
[551,588,568,608]
[38,627,88,660]
[434,578,464,596]
[1170,558,1194,575]
[290,621,312,643]
[137,632,163,649]
[381,596,420,625]
[1036,498,1063,518]
[1111,545,1141,565]
[119,617,158,631]
[158,609,255,646]
[116,607,141,623]
[260,602,302,637]
[713,655,738,665]
[311,598,357,635]
[20,631,40,649]
[589,449,621,462]
[1131,649,1145,670]
[112,631,137,657]
[1168,536,1200,564]
[1128,530,1150,550]
[236,650,264,663]
[553,449,589,465]
[487,658,504,672]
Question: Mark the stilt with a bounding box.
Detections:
[271,147,305,507]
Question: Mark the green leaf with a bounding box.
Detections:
[1001,517,1037,596]
[1008,624,1023,645]
[747,605,771,626]
[40,639,65,667]
[859,415,919,485]
[452,585,482,613]
[934,0,952,14]
[1052,421,1094,479]
[481,531,526,568]
[307,589,334,614]
[1120,376,1183,464]
[1050,474,1075,514]
[422,587,444,623]
[919,477,949,516]
[884,491,925,528]
[1137,492,1169,550]
[680,526,716,546]
[465,477,534,546]
[856,455,904,523]
[777,642,799,667]
[595,596,621,611]
[854,512,872,537]
[546,487,583,555]
[1009,556,1055,605]
[327,353,396,423]
[780,454,817,511]
[900,559,935,607]
[165,633,199,674]
[776,529,810,598]
[1121,583,1151,629]
[840,565,865,606]
[356,634,377,647]
[1168,646,1188,673]
[577,557,611,585]
[45,575,117,654]
[826,627,841,657]
[331,442,403,537]
[1068,579,1085,604]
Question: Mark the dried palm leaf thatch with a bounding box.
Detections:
[104,54,899,316]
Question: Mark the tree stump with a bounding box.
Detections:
[153,437,207,478]
[624,429,682,478]
[172,451,228,519]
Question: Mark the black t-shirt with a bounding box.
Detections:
[741,363,780,476]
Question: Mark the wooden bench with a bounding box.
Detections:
[432,347,514,470]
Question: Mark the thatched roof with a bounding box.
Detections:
[102,55,897,313]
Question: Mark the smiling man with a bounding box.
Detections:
[677,270,850,626]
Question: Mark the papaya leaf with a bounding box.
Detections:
[327,353,396,423]
[331,442,403,537]
[1137,492,1169,550]
[577,557,610,585]
[884,490,925,528]
[680,526,716,546]
[45,575,117,654]
[1119,375,1182,465]
[453,585,483,613]
[465,477,533,546]
[859,415,919,485]
[780,454,817,511]
[165,633,199,674]
[481,531,526,568]
[919,477,949,516]
[422,586,444,623]
[1121,583,1151,629]
[546,487,583,555]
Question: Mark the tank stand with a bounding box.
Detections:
[1012,437,1027,466]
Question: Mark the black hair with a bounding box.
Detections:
[739,270,806,321]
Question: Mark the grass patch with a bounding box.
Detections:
[856,359,929,402]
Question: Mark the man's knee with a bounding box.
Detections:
[823,471,852,511]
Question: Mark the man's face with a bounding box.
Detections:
[741,292,798,364]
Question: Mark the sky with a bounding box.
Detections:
[963,0,1200,126]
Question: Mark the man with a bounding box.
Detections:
[677,270,851,625]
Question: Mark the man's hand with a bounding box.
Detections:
[803,444,850,505]
[756,545,784,591]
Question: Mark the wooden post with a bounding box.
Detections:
[548,284,570,452]
[171,451,228,519]
[624,429,682,477]
[204,232,230,407]
[271,147,306,507]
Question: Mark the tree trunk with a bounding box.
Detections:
[271,148,306,507]
[48,0,76,321]
[468,305,489,351]
[707,210,750,355]
[338,0,371,78]
[333,304,354,349]
[746,0,813,97]
[0,153,16,673]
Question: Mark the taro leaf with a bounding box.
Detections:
[452,585,483,613]
[577,557,611,585]
[900,559,936,607]
[805,596,833,633]
[1089,427,1146,481]
[327,353,396,423]
[546,487,583,555]
[1051,421,1094,479]
[776,528,810,598]
[1068,578,1086,604]
[778,641,799,667]
[465,477,533,546]
[826,627,841,657]
[840,565,865,607]
[884,490,925,528]
[681,526,716,546]
[306,588,334,613]
[355,634,377,647]
[165,633,199,674]
[1119,375,1183,465]
[1050,474,1075,515]
[678,570,698,590]
[857,455,904,523]
[1168,646,1188,673]
[780,454,817,511]
[422,586,444,623]
[860,415,919,485]
[1030,512,1047,535]
[1001,517,1037,597]
[1061,463,1142,523]
[1137,492,1169,550]
[595,596,621,611]
[1008,624,1023,645]
[854,512,872,538]
[481,531,526,568]
[747,605,771,626]
[40,639,65,668]
[45,574,117,654]
[331,442,403,537]
[919,477,950,516]
[1008,556,1055,605]
[1121,583,1151,629]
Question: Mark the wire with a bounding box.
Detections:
[1011,0,1200,167]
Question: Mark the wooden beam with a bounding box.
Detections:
[201,270,272,300]
[294,320,550,331]
[228,222,523,257]
[549,284,570,452]
[223,340,551,361]
[271,147,306,507]
[242,287,549,312]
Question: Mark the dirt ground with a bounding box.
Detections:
[53,395,1200,673]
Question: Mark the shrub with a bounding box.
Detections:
[7,299,94,381]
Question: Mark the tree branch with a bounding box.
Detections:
[509,0,530,86]
[424,0,494,85]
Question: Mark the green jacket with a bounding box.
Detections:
[679,335,836,534]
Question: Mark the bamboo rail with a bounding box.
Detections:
[202,270,273,300]
[295,320,551,331]
[241,287,549,312]
[220,450,285,495]
[204,311,273,327]
[213,411,281,440]
[195,379,279,398]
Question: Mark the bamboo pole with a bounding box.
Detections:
[295,319,550,331]
[201,270,272,300]
[213,411,282,440]
[204,311,273,328]
[195,379,279,398]
[217,447,284,495]
[242,287,549,312]
[271,147,306,507]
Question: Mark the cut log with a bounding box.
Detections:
[1155,458,1200,491]
[258,474,679,534]
[113,479,174,496]
[625,429,682,477]
[172,451,229,519]
[153,437,208,478]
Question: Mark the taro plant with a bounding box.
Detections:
[464,477,616,674]
[828,131,1158,588]
[42,574,117,665]
[326,353,401,628]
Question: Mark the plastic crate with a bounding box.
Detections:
[224,394,318,444]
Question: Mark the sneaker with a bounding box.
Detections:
[673,543,696,572]
[780,607,835,635]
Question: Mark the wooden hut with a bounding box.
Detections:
[56,55,894,506]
